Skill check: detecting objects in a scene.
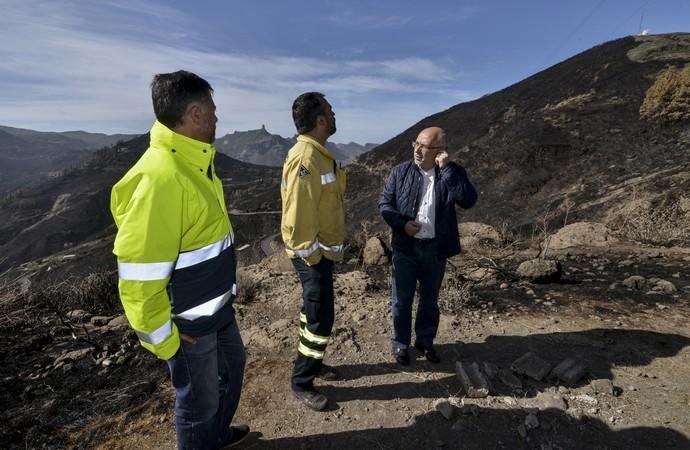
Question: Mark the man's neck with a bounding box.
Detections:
[305,131,327,146]
[173,124,211,144]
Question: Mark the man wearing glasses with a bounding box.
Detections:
[379,127,477,366]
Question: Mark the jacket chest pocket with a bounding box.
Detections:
[319,171,338,205]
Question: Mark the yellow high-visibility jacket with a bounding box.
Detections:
[281,134,346,265]
[111,121,236,360]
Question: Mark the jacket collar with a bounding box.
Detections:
[407,159,439,177]
[149,120,215,168]
[297,134,335,161]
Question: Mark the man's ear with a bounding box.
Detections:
[186,103,202,126]
[316,114,325,129]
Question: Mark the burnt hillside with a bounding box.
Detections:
[0,134,281,272]
[346,33,690,241]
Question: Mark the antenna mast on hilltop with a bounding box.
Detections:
[638,15,643,34]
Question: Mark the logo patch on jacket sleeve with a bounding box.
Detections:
[298,165,311,177]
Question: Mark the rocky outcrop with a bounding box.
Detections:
[548,222,617,250]
[362,236,389,265]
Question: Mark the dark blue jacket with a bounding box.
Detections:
[379,160,477,260]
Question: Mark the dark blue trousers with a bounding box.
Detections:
[291,257,334,392]
[391,240,446,350]
[167,317,245,450]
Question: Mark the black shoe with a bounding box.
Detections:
[221,424,250,448]
[394,347,410,366]
[317,364,341,381]
[415,345,441,363]
[293,388,328,411]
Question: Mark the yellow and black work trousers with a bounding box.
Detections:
[291,257,335,392]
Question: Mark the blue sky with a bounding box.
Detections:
[1,0,687,144]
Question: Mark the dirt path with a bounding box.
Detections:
[2,247,689,449]
[91,250,690,449]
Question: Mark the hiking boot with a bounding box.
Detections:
[394,347,410,366]
[293,388,328,411]
[415,345,441,363]
[317,364,341,381]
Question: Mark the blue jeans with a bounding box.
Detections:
[391,241,446,350]
[167,317,245,450]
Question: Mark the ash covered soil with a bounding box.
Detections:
[1,243,689,449]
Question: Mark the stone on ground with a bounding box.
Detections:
[511,352,552,381]
[548,222,617,250]
[456,361,492,398]
[517,259,562,283]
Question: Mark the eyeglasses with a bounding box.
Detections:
[412,141,446,151]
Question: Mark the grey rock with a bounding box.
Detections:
[433,399,455,420]
[549,222,617,250]
[536,392,567,411]
[655,280,677,294]
[550,357,589,386]
[90,316,111,326]
[622,276,646,289]
[517,259,562,283]
[482,361,498,379]
[498,368,523,389]
[107,315,129,329]
[55,348,92,365]
[511,352,552,381]
[503,396,518,406]
[456,361,491,398]
[459,222,503,248]
[590,379,615,396]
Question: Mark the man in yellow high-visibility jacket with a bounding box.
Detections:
[281,92,346,411]
[111,71,248,449]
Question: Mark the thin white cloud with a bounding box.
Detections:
[326,11,411,29]
[0,0,477,143]
[325,5,478,29]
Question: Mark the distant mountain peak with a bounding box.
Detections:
[216,127,376,167]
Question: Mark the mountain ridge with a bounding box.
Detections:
[215,125,377,166]
[0,33,688,271]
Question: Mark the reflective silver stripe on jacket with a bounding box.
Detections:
[134,319,172,345]
[118,261,174,281]
[319,242,343,253]
[175,232,234,270]
[290,241,320,257]
[172,284,237,321]
[320,172,336,184]
[288,240,343,257]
